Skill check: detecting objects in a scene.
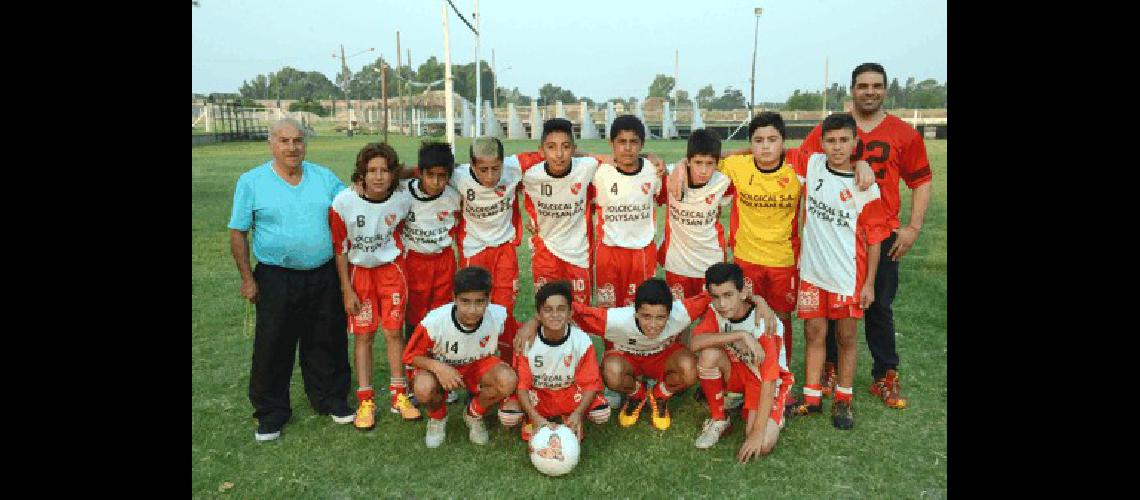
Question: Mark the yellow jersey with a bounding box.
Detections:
[720,152,802,267]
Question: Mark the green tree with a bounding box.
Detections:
[647,74,675,100]
[239,74,270,99]
[675,89,690,105]
[695,85,716,107]
[289,98,330,116]
[785,89,823,111]
[707,87,745,110]
[538,83,577,105]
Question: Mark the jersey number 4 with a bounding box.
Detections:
[440,341,460,354]
[610,183,619,195]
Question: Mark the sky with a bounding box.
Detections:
[191,0,946,103]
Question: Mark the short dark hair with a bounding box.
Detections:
[454,266,493,296]
[469,136,504,162]
[352,142,401,186]
[686,129,721,160]
[418,141,455,176]
[821,113,858,138]
[535,281,573,310]
[851,62,887,88]
[704,262,745,292]
[634,278,673,313]
[609,114,645,142]
[747,111,786,140]
[541,118,575,144]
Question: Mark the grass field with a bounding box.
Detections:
[192,134,947,498]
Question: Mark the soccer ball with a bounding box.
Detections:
[528,424,580,476]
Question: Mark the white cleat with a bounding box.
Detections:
[425,417,447,448]
[464,412,489,445]
[694,417,731,449]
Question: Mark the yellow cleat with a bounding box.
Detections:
[392,393,422,421]
[354,399,376,431]
[647,392,671,430]
[617,395,646,427]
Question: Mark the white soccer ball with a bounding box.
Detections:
[528,424,580,476]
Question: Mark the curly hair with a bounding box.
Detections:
[352,142,401,190]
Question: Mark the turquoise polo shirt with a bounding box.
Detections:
[228,160,346,270]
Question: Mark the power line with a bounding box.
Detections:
[445,0,478,35]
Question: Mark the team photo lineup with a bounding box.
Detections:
[226,60,934,476]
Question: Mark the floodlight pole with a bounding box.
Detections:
[474,0,481,137]
[442,0,456,151]
[823,57,828,115]
[749,7,762,115]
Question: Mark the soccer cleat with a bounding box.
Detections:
[870,369,910,409]
[329,402,355,424]
[391,393,422,420]
[821,362,837,398]
[648,392,671,431]
[604,388,623,409]
[463,412,489,445]
[354,399,377,431]
[617,395,646,427]
[832,400,855,430]
[425,417,447,448]
[792,402,823,416]
[446,390,460,404]
[254,421,282,442]
[521,420,535,442]
[694,418,731,449]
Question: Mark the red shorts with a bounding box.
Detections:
[347,261,408,334]
[604,342,685,382]
[796,279,863,320]
[594,243,657,307]
[665,271,705,300]
[415,355,506,394]
[728,362,789,427]
[735,259,798,313]
[461,243,520,315]
[527,386,608,418]
[404,248,457,328]
[531,237,591,305]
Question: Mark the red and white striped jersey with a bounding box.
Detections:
[400,178,461,255]
[452,155,524,258]
[591,158,662,249]
[402,303,511,367]
[692,302,788,382]
[516,325,603,391]
[571,294,710,355]
[795,153,892,296]
[329,187,412,267]
[521,157,600,268]
[659,167,734,278]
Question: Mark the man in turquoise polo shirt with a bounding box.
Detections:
[228,118,354,441]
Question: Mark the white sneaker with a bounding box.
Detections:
[694,417,731,449]
[425,417,447,448]
[604,388,623,409]
[724,392,744,411]
[254,429,281,442]
[446,390,460,404]
[464,412,489,445]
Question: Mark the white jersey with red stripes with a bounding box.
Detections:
[416,303,508,366]
[797,153,885,296]
[451,155,523,258]
[400,178,461,255]
[521,156,599,268]
[519,325,596,390]
[705,303,789,376]
[660,167,733,278]
[330,187,412,267]
[571,296,708,356]
[591,158,661,249]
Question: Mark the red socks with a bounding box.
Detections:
[651,380,673,401]
[467,396,487,418]
[835,386,853,403]
[356,387,374,402]
[628,381,646,401]
[804,384,823,406]
[698,367,726,421]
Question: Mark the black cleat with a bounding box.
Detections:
[832,400,854,430]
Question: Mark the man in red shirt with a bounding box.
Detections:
[799,63,933,409]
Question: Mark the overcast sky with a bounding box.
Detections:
[192,0,946,103]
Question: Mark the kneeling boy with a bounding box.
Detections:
[403,266,519,447]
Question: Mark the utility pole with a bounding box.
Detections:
[396,31,403,134]
[473,0,481,137]
[442,0,455,151]
[750,8,762,114]
[492,49,496,109]
[673,48,679,104]
[381,59,389,143]
[339,44,348,130]
[823,57,828,116]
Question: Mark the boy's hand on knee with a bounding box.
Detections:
[433,365,464,391]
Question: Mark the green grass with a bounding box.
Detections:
[192,135,947,498]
